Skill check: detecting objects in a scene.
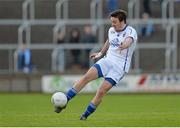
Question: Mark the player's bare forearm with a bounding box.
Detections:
[90,39,109,60]
[100,39,109,54]
[119,37,133,50]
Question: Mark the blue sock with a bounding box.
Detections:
[66,88,78,101]
[82,103,96,118]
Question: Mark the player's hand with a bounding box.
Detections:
[116,42,123,53]
[90,52,102,60]
[118,42,125,50]
[118,38,133,52]
[117,42,126,53]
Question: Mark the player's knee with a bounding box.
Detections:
[97,89,105,97]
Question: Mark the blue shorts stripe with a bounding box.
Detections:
[93,64,103,77]
[105,77,116,86]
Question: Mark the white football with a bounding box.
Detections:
[51,92,67,107]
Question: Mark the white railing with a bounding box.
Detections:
[162,0,174,20]
[53,0,68,44]
[0,0,179,73]
[128,0,140,19]
[18,21,31,45]
[18,0,34,45]
[51,43,98,72]
[0,18,179,73]
[90,0,103,19]
[22,0,35,20]
[56,0,68,20]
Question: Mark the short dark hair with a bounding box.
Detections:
[110,9,127,23]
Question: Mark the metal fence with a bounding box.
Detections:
[0,0,179,73]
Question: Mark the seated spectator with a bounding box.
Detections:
[17,43,32,73]
[139,12,154,37]
[69,28,81,69]
[82,25,96,43]
[81,25,97,68]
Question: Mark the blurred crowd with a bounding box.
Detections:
[15,0,180,73]
[53,25,96,71]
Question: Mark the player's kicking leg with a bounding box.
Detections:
[54,105,67,113]
[54,66,98,113]
[80,79,114,120]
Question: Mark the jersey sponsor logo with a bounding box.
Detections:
[110,38,119,47]
[123,32,126,37]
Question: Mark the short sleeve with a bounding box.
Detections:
[127,27,138,43]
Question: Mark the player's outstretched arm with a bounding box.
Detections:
[90,39,109,60]
[118,37,133,51]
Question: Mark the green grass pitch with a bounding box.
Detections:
[0,93,180,127]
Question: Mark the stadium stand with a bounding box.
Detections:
[0,0,179,75]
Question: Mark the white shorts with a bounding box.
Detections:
[93,57,125,86]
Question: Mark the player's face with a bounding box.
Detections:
[110,17,125,32]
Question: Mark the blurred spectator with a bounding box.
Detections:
[57,30,66,44]
[143,0,151,16]
[69,28,81,69]
[82,25,96,43]
[81,25,96,68]
[106,0,119,15]
[17,43,32,73]
[139,12,154,37]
